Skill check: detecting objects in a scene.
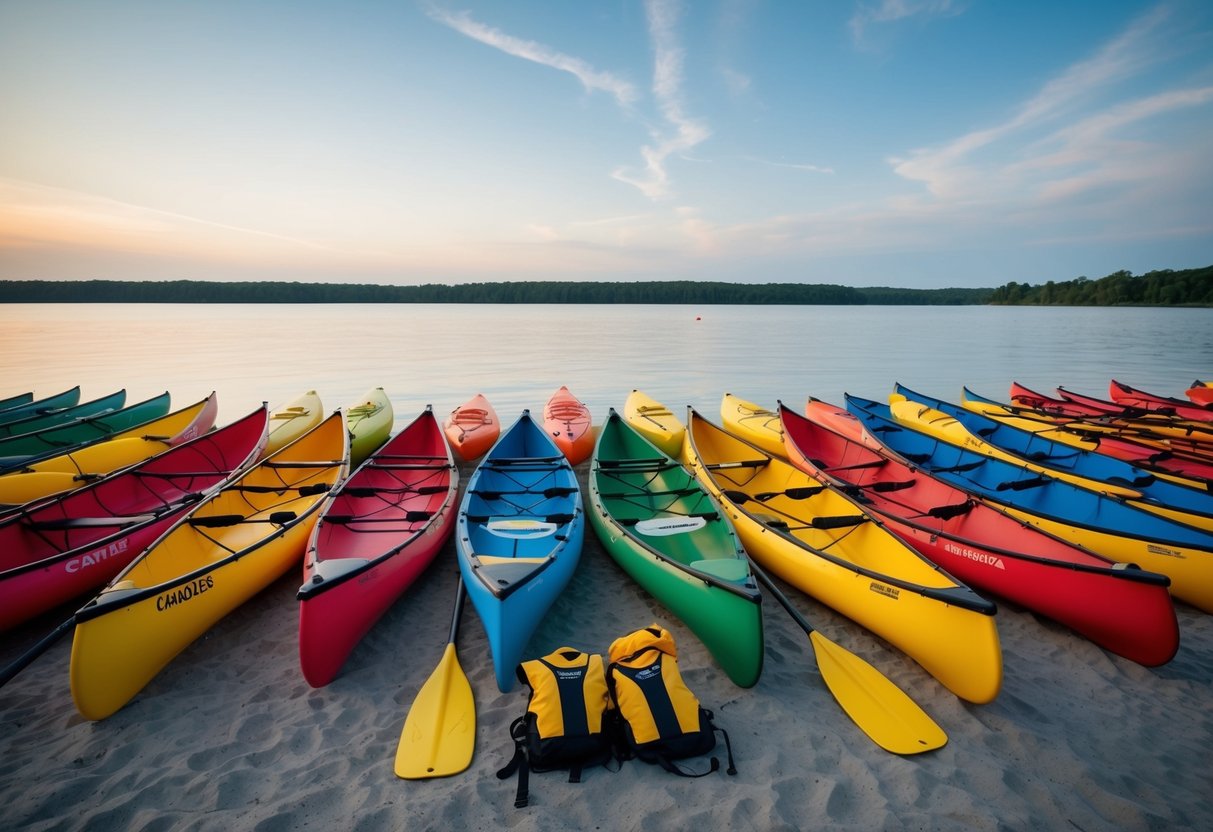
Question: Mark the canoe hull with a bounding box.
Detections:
[69,411,347,719]
[622,390,685,457]
[456,411,584,692]
[443,393,500,462]
[589,411,763,688]
[346,387,394,467]
[298,407,458,687]
[543,386,593,465]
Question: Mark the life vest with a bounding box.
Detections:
[606,624,736,778]
[496,648,614,808]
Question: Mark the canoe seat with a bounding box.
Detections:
[689,559,750,582]
[472,555,550,594]
[309,557,371,585]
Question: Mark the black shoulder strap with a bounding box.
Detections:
[495,716,532,808]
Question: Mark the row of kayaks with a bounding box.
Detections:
[1,381,1210,729]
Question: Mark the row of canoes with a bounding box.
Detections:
[3,380,1209,728]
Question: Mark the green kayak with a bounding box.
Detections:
[588,409,763,688]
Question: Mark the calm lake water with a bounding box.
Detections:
[0,303,1209,428]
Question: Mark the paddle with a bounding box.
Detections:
[394,577,475,779]
[748,559,948,755]
[0,617,75,689]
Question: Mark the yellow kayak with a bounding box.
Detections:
[681,407,1001,704]
[720,393,786,458]
[70,410,349,720]
[622,389,684,457]
[0,394,219,508]
[265,390,324,456]
[345,387,393,467]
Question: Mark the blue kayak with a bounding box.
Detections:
[893,383,1213,528]
[845,394,1213,612]
[456,409,585,692]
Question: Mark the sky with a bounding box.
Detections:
[1,0,1211,289]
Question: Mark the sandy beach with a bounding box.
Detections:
[3,457,1212,832]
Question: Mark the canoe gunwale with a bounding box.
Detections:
[74,502,326,624]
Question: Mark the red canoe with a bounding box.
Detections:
[298,406,459,687]
[1109,380,1213,422]
[786,399,1179,667]
[543,386,594,465]
[0,405,269,631]
[442,393,500,462]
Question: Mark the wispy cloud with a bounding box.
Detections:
[612,0,711,200]
[748,156,836,175]
[849,0,963,44]
[425,5,638,107]
[888,5,1197,203]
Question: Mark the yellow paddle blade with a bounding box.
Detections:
[810,631,947,755]
[394,643,476,779]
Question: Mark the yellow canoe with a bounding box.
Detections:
[0,393,219,508]
[69,410,349,720]
[346,387,393,467]
[265,390,324,456]
[622,389,684,457]
[681,407,1001,704]
[720,393,786,458]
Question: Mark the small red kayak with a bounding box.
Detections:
[298,406,459,687]
[0,405,269,631]
[442,393,500,462]
[543,386,593,465]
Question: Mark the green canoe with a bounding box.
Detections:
[588,409,763,688]
[0,389,127,439]
[0,391,172,466]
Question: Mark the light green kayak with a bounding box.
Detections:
[588,409,763,688]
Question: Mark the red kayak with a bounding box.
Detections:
[543,386,594,465]
[1109,380,1213,422]
[298,406,459,687]
[0,405,269,631]
[787,400,1179,667]
[442,393,500,462]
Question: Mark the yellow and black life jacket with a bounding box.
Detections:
[606,624,736,778]
[496,648,614,808]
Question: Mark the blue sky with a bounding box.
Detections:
[1,0,1211,288]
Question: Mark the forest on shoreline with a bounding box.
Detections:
[0,265,1208,306]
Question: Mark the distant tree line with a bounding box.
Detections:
[987,266,1212,306]
[0,265,1207,305]
[0,279,992,305]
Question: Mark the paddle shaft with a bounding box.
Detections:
[747,558,816,636]
[0,616,74,689]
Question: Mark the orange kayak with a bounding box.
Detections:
[442,393,500,461]
[543,386,593,465]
